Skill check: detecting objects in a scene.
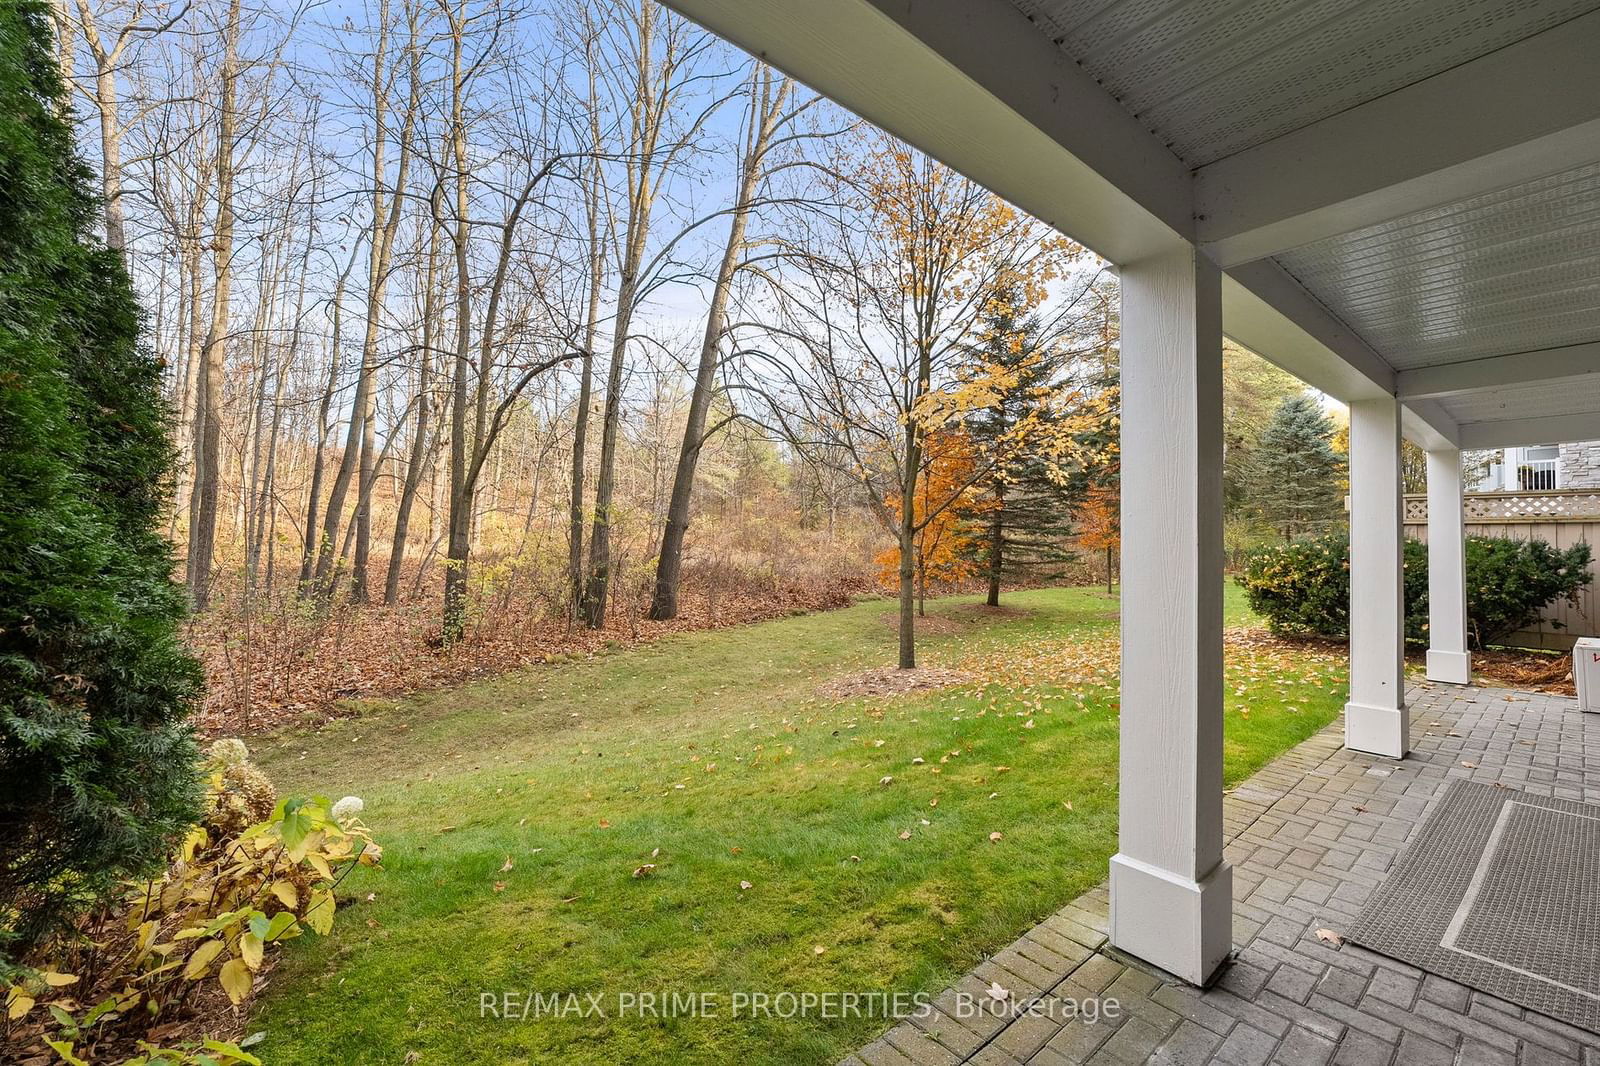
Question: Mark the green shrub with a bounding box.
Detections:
[0,2,202,962]
[1240,532,1591,648]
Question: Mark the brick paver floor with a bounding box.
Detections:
[846,684,1600,1066]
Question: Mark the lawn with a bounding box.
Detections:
[248,585,1347,1065]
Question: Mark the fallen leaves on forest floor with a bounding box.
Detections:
[189,574,872,737]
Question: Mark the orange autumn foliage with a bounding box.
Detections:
[876,429,993,592]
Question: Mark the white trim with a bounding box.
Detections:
[1397,342,1600,401]
[1459,413,1600,450]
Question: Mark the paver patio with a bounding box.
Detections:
[848,684,1600,1066]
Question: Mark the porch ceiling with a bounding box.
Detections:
[663,0,1600,451]
[1009,0,1597,166]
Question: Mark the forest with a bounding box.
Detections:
[40,0,1147,728]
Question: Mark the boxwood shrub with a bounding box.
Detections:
[1240,532,1592,649]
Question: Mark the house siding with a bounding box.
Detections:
[1561,441,1600,488]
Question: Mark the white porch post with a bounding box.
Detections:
[1425,450,1472,684]
[1345,396,1409,757]
[1109,247,1231,986]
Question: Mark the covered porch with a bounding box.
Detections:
[662,0,1600,1044]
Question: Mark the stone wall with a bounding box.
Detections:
[1561,441,1600,488]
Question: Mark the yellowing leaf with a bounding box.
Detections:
[184,938,225,979]
[269,881,298,909]
[304,889,335,936]
[42,971,79,987]
[7,992,35,1020]
[219,958,253,1005]
[240,931,264,970]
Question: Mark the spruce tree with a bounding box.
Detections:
[961,293,1112,606]
[1,1,202,960]
[1245,394,1346,540]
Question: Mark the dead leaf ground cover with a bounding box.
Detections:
[246,584,1345,1065]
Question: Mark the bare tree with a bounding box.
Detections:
[580,0,722,628]
[648,66,804,620]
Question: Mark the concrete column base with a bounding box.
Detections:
[1109,853,1232,986]
[1426,649,1471,685]
[1345,700,1409,758]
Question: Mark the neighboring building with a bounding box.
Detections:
[1468,442,1600,492]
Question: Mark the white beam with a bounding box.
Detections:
[660,0,1193,265]
[1425,451,1471,686]
[1196,10,1600,267]
[1346,396,1409,758]
[1402,401,1461,452]
[1397,342,1600,400]
[1222,260,1395,401]
[1458,412,1600,450]
[1110,247,1231,986]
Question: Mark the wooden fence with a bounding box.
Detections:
[1404,490,1600,651]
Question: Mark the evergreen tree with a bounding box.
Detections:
[0,1,202,960]
[961,292,1114,606]
[1245,394,1346,541]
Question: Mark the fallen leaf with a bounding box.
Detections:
[739,881,753,890]
[879,775,894,786]
[493,882,506,893]
[1461,761,1477,769]
[598,819,612,829]
[632,864,656,878]
[1314,928,1343,946]
[500,856,514,873]
[986,981,1009,1001]
[1062,800,1073,811]
[898,830,912,840]
[989,831,1003,843]
[812,945,826,955]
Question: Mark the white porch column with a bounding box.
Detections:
[1345,396,1409,757]
[1109,247,1231,986]
[1425,450,1472,684]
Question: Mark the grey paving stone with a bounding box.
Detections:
[1272,1025,1338,1066]
[1148,1020,1222,1066]
[1211,1023,1277,1066]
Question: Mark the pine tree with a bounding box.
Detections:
[1245,394,1347,541]
[961,292,1114,606]
[0,1,203,960]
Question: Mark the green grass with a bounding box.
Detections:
[249,585,1346,1065]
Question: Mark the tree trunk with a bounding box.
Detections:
[986,495,1003,607]
[185,0,241,610]
[567,134,604,617]
[897,507,916,669]
[299,246,357,591]
[386,223,441,605]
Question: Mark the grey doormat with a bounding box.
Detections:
[1349,779,1600,1034]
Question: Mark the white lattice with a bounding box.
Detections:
[1404,491,1600,522]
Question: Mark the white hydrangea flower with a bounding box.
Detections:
[209,738,249,766]
[331,796,365,822]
